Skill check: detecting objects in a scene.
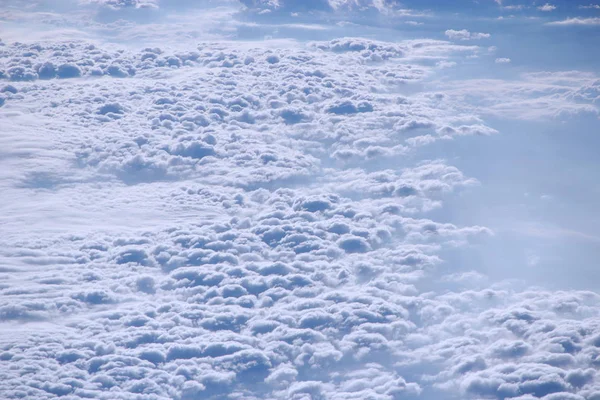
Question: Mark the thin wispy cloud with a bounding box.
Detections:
[445,29,491,40]
[547,17,600,25]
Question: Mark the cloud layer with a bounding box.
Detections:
[1,4,599,400]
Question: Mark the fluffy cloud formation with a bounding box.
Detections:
[537,3,556,12]
[0,35,499,399]
[1,6,599,400]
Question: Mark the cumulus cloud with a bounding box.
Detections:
[1,3,599,400]
[537,3,556,12]
[495,57,511,63]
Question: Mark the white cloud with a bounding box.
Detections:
[0,35,488,398]
[427,71,600,120]
[537,3,556,12]
[495,57,511,63]
[436,60,457,69]
[1,3,599,400]
[239,0,421,16]
[547,17,600,25]
[445,29,491,40]
[81,0,159,9]
[579,4,600,9]
[502,4,525,10]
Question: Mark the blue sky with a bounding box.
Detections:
[1,1,599,399]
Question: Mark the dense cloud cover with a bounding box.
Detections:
[1,1,600,400]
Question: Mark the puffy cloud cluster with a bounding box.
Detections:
[0,166,488,399]
[1,38,499,189]
[3,209,599,399]
[0,42,203,82]
[1,33,599,400]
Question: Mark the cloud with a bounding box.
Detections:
[0,36,488,398]
[579,4,600,9]
[445,29,491,40]
[426,70,600,120]
[239,0,415,15]
[495,57,511,63]
[1,4,599,400]
[537,3,556,12]
[547,17,600,25]
[81,0,159,9]
[502,4,525,11]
